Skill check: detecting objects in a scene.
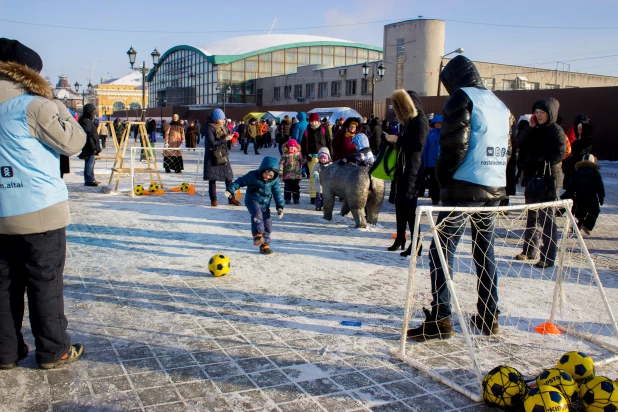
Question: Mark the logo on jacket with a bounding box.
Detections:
[1,166,13,178]
[486,147,494,156]
[501,148,507,157]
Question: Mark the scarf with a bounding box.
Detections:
[345,131,355,140]
[210,122,227,138]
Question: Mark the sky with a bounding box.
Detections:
[2,0,618,87]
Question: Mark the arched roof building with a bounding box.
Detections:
[147,34,382,107]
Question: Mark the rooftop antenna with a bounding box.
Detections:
[265,17,277,34]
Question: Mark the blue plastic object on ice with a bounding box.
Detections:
[341,321,362,327]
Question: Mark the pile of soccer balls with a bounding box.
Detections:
[483,351,618,411]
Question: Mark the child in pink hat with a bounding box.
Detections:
[278,139,304,204]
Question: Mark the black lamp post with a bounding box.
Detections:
[127,46,160,121]
[157,97,167,126]
[362,61,385,118]
[437,47,464,96]
[74,81,93,113]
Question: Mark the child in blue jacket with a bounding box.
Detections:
[225,156,285,254]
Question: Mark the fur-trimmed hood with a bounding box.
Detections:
[0,61,54,101]
[575,160,600,171]
[391,89,421,125]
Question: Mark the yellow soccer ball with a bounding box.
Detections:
[579,376,618,412]
[208,254,231,277]
[557,351,595,385]
[180,182,191,192]
[149,182,161,192]
[482,365,528,409]
[133,185,145,196]
[523,385,569,412]
[536,368,578,403]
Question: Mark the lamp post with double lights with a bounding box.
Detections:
[437,47,464,96]
[362,61,385,119]
[74,81,93,114]
[126,46,160,121]
[157,97,167,127]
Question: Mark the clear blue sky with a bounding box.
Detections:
[2,0,618,87]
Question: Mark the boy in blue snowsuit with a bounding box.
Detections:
[225,156,285,254]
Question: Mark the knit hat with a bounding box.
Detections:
[318,147,331,162]
[308,113,320,122]
[212,109,225,121]
[0,38,43,72]
[533,102,549,115]
[285,139,299,149]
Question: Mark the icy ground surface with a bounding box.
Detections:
[1,139,617,411]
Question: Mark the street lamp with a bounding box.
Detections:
[362,61,385,119]
[126,46,160,121]
[157,97,167,126]
[74,81,93,113]
[437,47,464,96]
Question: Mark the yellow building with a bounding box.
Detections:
[92,72,148,118]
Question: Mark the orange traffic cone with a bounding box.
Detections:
[534,322,562,335]
[236,189,241,200]
[169,186,181,192]
[142,190,152,196]
[188,185,195,195]
[153,188,165,195]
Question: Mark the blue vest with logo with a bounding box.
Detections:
[452,87,510,187]
[0,94,68,218]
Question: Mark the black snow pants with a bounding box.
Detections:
[0,228,71,364]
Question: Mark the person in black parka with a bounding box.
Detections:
[516,97,567,268]
[386,89,429,257]
[564,154,604,234]
[203,109,240,207]
[78,103,101,186]
[561,115,593,200]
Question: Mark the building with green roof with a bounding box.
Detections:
[146,34,382,108]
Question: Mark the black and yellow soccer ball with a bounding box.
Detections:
[149,182,161,192]
[579,376,618,412]
[523,385,569,412]
[180,182,191,192]
[482,365,528,410]
[134,185,145,196]
[208,254,231,277]
[536,368,578,403]
[557,351,595,385]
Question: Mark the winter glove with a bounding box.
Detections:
[313,171,320,179]
[224,190,232,199]
[164,142,169,148]
[277,207,284,219]
[600,198,604,206]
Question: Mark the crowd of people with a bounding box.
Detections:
[0,37,608,372]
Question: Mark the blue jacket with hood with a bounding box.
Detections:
[227,156,285,209]
[423,114,442,168]
[291,112,308,145]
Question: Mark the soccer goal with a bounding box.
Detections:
[129,147,206,197]
[392,200,618,402]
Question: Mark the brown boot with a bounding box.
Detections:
[228,198,241,206]
[470,313,499,335]
[253,234,265,246]
[407,308,454,342]
[211,200,219,207]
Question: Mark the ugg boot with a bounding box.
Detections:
[228,198,241,206]
[407,308,454,342]
[470,313,499,335]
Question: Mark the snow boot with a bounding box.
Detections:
[253,234,265,246]
[259,245,273,255]
[39,344,84,370]
[407,308,453,342]
[470,313,499,335]
[228,198,241,206]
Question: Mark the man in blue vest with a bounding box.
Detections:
[0,39,86,369]
[408,55,512,341]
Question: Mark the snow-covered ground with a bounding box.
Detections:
[1,138,617,412]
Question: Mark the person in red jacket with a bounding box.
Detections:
[331,117,360,161]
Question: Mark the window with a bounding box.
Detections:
[284,85,292,98]
[345,80,356,95]
[274,87,280,100]
[294,85,303,98]
[318,82,328,98]
[502,80,516,90]
[397,38,405,57]
[306,83,315,98]
[483,78,495,90]
[361,78,373,95]
[331,81,341,96]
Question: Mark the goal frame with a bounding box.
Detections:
[391,199,618,402]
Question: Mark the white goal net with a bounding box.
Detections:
[392,200,618,402]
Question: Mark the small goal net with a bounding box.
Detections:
[393,200,618,402]
[128,147,206,197]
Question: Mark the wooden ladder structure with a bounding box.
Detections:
[95,120,119,160]
[107,122,162,191]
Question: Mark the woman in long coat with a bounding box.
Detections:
[164,113,184,173]
[204,109,241,207]
[386,90,429,256]
[185,121,198,149]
